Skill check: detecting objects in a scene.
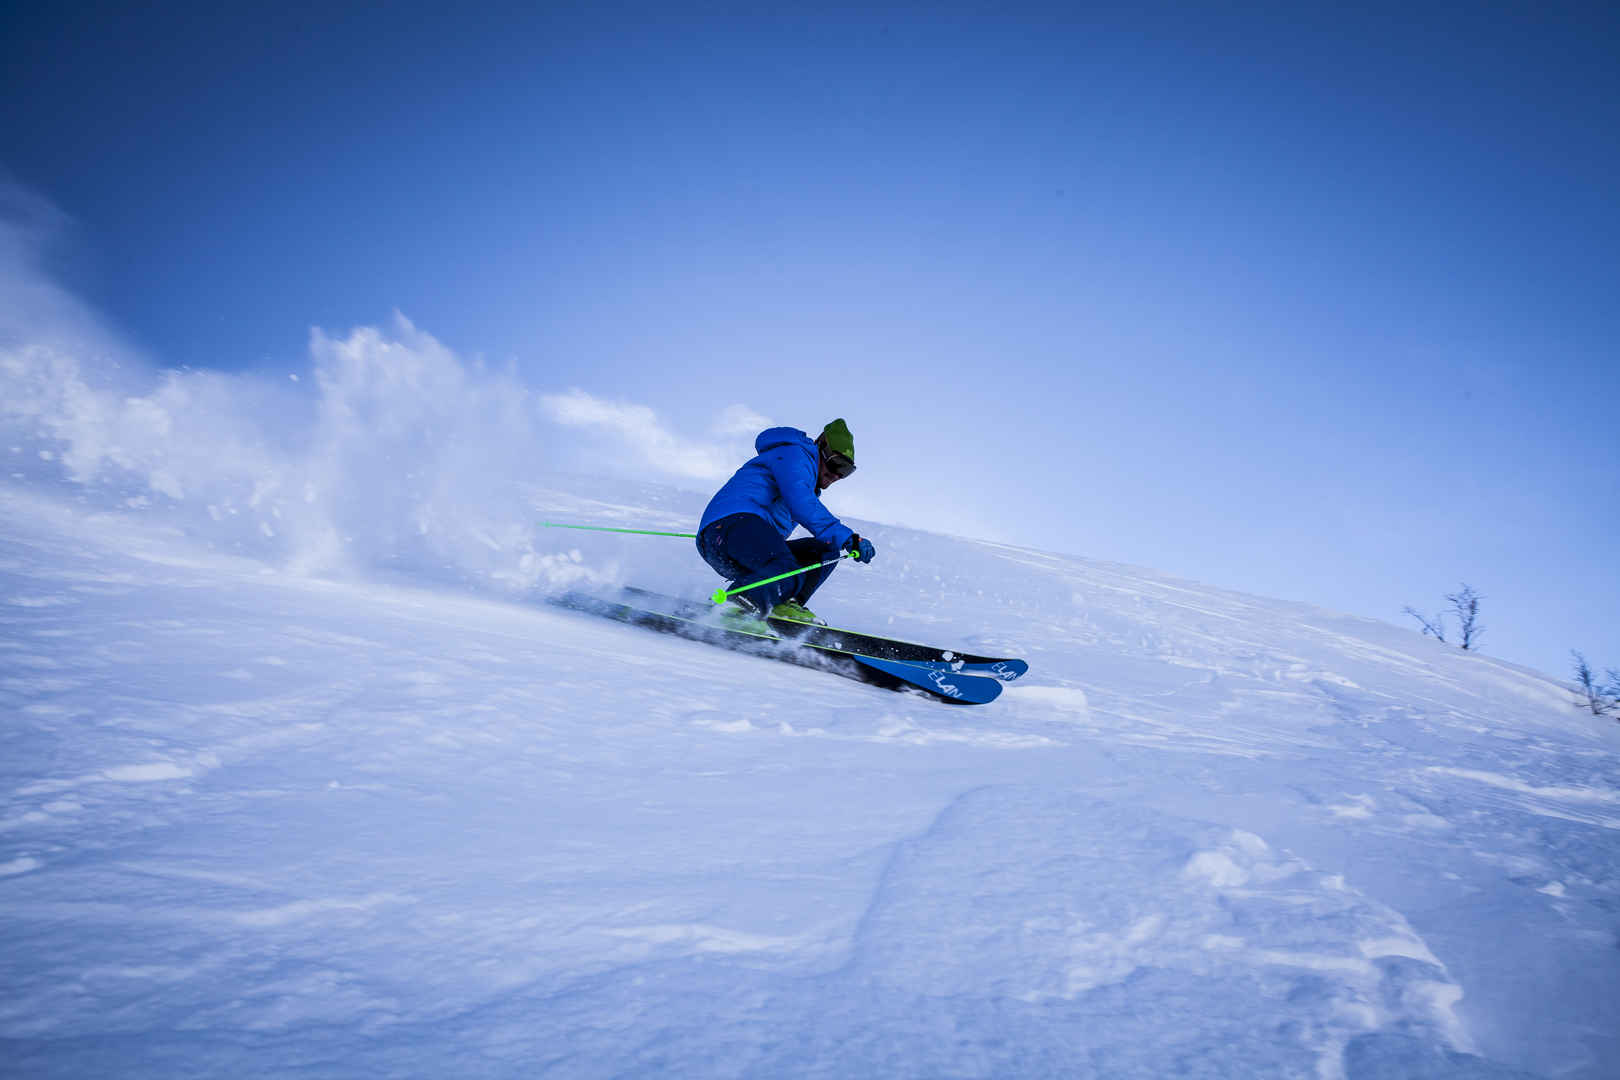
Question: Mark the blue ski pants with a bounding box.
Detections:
[696,512,838,613]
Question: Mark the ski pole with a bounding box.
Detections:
[541,521,697,539]
[710,551,856,605]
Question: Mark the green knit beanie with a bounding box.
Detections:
[820,418,854,461]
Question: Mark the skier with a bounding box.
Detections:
[697,419,876,630]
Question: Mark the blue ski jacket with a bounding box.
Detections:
[699,427,856,552]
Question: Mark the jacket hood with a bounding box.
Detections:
[754,427,813,456]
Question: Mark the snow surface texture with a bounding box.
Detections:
[3,329,1619,1079]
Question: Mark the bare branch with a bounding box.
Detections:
[1571,651,1618,716]
[1404,606,1446,643]
[1445,584,1484,651]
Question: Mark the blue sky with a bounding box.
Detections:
[3,3,1617,679]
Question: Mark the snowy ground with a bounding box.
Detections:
[3,468,1617,1079]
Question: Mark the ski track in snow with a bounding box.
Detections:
[1,483,1616,1079]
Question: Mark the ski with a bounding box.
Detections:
[871,655,1029,683]
[552,589,1002,705]
[621,586,1029,681]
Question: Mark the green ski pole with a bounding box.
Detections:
[710,551,856,606]
[541,521,858,607]
[541,521,697,539]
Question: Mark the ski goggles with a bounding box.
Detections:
[823,450,856,479]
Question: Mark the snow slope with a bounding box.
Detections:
[3,472,1617,1080]
[3,327,1618,1078]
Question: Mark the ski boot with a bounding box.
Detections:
[716,596,776,637]
[768,599,822,625]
